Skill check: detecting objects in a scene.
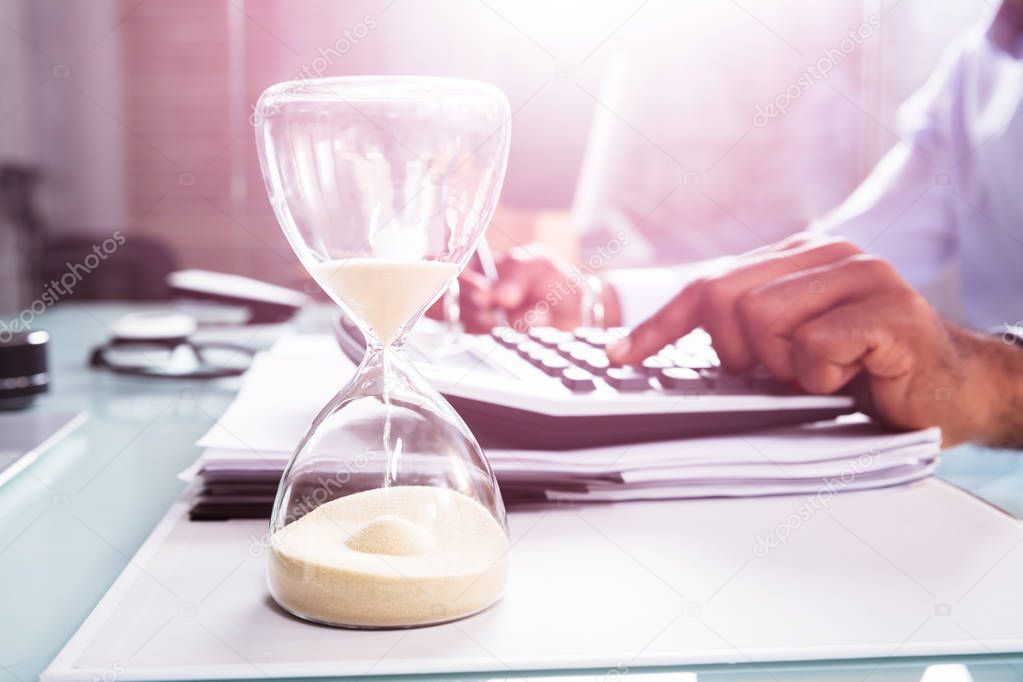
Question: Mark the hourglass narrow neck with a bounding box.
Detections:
[354,338,415,391]
[363,335,406,356]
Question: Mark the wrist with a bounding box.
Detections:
[599,276,622,328]
[952,324,1023,446]
[578,274,622,329]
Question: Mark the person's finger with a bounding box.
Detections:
[426,271,490,332]
[494,251,548,310]
[609,237,862,367]
[460,300,496,333]
[706,238,865,371]
[461,312,494,333]
[495,247,575,326]
[789,346,862,395]
[608,279,704,365]
[508,302,551,331]
[494,279,526,310]
[425,297,444,321]
[737,254,903,379]
[459,270,492,311]
[787,292,919,396]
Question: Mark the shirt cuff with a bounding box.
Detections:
[604,257,737,328]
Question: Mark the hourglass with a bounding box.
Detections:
[254,76,512,628]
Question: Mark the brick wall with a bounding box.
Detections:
[121,0,299,283]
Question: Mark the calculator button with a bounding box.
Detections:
[640,356,674,374]
[573,327,626,347]
[672,354,716,370]
[659,367,705,390]
[546,330,576,346]
[516,345,548,368]
[490,327,517,346]
[583,330,614,347]
[683,328,712,345]
[558,341,592,360]
[516,340,544,357]
[579,351,610,374]
[540,355,570,376]
[676,335,719,363]
[512,328,529,344]
[528,327,551,342]
[561,367,596,392]
[573,327,603,344]
[529,327,571,347]
[605,367,651,391]
[700,347,721,366]
[681,346,719,365]
[528,348,558,368]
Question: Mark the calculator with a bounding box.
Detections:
[332,315,856,449]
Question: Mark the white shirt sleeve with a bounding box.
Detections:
[604,256,738,328]
[603,266,690,328]
[605,29,1001,328]
[810,34,969,289]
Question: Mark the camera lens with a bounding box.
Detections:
[0,330,50,410]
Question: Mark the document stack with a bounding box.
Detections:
[183,336,941,519]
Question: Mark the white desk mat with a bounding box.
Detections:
[44,478,1023,681]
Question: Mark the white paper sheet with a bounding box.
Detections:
[190,335,940,505]
[196,336,350,453]
[546,463,938,502]
[44,478,1023,681]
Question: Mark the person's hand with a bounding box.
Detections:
[607,234,1023,446]
[431,243,621,332]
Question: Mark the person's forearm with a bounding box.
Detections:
[980,337,1023,447]
[953,326,1023,447]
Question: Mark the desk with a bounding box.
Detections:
[2,303,1021,682]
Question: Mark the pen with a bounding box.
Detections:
[474,238,508,327]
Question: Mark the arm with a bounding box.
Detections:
[448,244,725,332]
[607,235,1023,447]
[971,328,1023,447]
[812,28,978,289]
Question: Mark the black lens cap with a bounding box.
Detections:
[0,330,50,409]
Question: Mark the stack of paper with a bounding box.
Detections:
[183,335,940,518]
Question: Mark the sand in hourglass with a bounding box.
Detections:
[309,258,458,346]
[269,485,509,627]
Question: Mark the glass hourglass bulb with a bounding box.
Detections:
[254,76,512,628]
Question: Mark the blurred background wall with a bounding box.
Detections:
[0,0,986,305]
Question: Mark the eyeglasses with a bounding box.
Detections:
[90,338,255,379]
[89,312,256,380]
